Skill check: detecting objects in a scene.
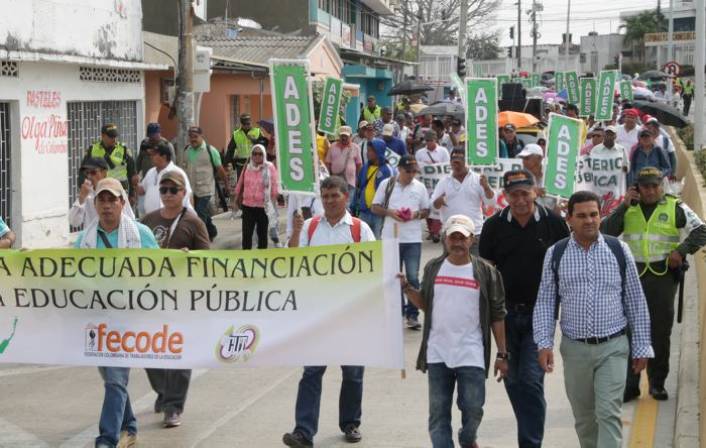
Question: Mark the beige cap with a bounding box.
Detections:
[339,126,353,137]
[443,214,475,237]
[160,170,186,188]
[382,123,395,137]
[94,178,125,199]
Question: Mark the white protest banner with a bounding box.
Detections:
[471,158,524,216]
[419,162,451,192]
[270,59,319,194]
[544,113,582,199]
[0,244,403,369]
[465,78,498,166]
[576,153,627,216]
[317,77,343,135]
[595,70,618,121]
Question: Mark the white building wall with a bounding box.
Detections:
[0,61,144,248]
[0,0,143,61]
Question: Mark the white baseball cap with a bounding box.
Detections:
[517,143,544,158]
[443,215,476,237]
[382,123,395,137]
[338,126,352,137]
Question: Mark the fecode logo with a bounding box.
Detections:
[84,323,183,360]
[0,317,18,355]
[216,325,259,363]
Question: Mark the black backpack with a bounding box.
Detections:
[550,235,627,320]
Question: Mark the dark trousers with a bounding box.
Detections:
[194,195,217,240]
[626,271,679,391]
[293,366,364,442]
[234,158,248,181]
[504,310,546,448]
[241,205,268,250]
[427,363,485,448]
[683,94,693,116]
[145,368,192,414]
[400,242,421,319]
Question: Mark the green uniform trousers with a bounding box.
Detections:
[560,335,629,448]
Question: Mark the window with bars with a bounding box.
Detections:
[66,101,138,231]
[0,103,11,227]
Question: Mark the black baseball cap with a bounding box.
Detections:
[503,169,535,192]
[398,155,418,171]
[81,157,109,171]
[150,141,172,158]
[101,124,118,138]
[636,167,663,185]
[450,149,465,161]
[188,126,203,135]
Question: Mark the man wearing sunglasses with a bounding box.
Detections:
[141,171,209,429]
[69,158,135,228]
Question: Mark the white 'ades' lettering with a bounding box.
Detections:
[474,87,489,157]
[554,124,573,190]
[282,74,305,182]
[283,76,300,99]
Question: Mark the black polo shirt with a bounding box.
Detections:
[479,204,569,308]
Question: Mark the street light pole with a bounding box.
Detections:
[517,0,522,71]
[414,13,422,77]
[458,0,467,60]
[695,0,705,150]
[667,0,674,103]
[564,0,571,71]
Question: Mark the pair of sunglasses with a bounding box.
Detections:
[159,186,183,195]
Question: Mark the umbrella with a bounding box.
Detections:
[498,111,539,128]
[633,87,655,102]
[415,101,465,118]
[633,100,689,128]
[632,80,647,88]
[387,80,434,96]
[639,70,668,80]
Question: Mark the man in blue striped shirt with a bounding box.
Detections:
[533,191,653,448]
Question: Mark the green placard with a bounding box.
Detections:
[497,74,511,87]
[579,77,597,118]
[619,80,634,101]
[544,113,581,199]
[595,70,618,121]
[531,73,541,88]
[270,60,318,194]
[465,78,498,166]
[555,71,565,93]
[317,77,343,135]
[566,71,580,104]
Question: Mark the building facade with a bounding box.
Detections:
[471,44,580,77]
[0,0,161,247]
[580,32,624,75]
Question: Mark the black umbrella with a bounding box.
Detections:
[639,70,668,80]
[415,101,465,118]
[387,80,434,96]
[633,100,689,128]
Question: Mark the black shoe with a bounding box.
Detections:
[623,387,640,403]
[282,431,313,447]
[343,425,362,443]
[432,236,440,243]
[154,400,163,413]
[650,386,669,401]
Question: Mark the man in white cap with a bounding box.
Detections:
[381,123,407,157]
[517,143,561,212]
[74,178,158,448]
[401,214,508,448]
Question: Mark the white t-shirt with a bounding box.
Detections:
[427,259,484,369]
[415,145,450,167]
[140,162,193,215]
[617,124,638,152]
[299,211,376,247]
[431,171,496,233]
[372,177,430,243]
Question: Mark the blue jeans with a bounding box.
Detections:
[358,209,382,239]
[194,195,217,240]
[503,310,546,448]
[294,366,364,442]
[428,363,485,448]
[400,242,421,319]
[96,367,136,447]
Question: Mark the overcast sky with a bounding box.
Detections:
[493,0,661,47]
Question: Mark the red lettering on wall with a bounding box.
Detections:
[26,91,61,109]
[21,114,68,154]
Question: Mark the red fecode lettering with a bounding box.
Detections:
[95,324,184,354]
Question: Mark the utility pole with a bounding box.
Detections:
[175,0,194,167]
[667,0,674,103]
[401,1,407,61]
[531,1,540,73]
[564,0,571,71]
[517,0,522,71]
[695,0,705,150]
[458,0,467,60]
[414,12,422,77]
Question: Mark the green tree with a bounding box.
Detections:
[466,32,501,60]
[621,9,667,65]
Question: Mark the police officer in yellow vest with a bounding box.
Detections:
[602,167,706,402]
[83,124,138,200]
[362,95,381,123]
[225,113,262,180]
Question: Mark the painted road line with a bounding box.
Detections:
[628,373,658,448]
[0,365,70,378]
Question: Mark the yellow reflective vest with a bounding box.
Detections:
[232,127,261,159]
[362,105,381,123]
[623,196,681,276]
[90,142,129,182]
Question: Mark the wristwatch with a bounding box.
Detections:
[496,352,509,360]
